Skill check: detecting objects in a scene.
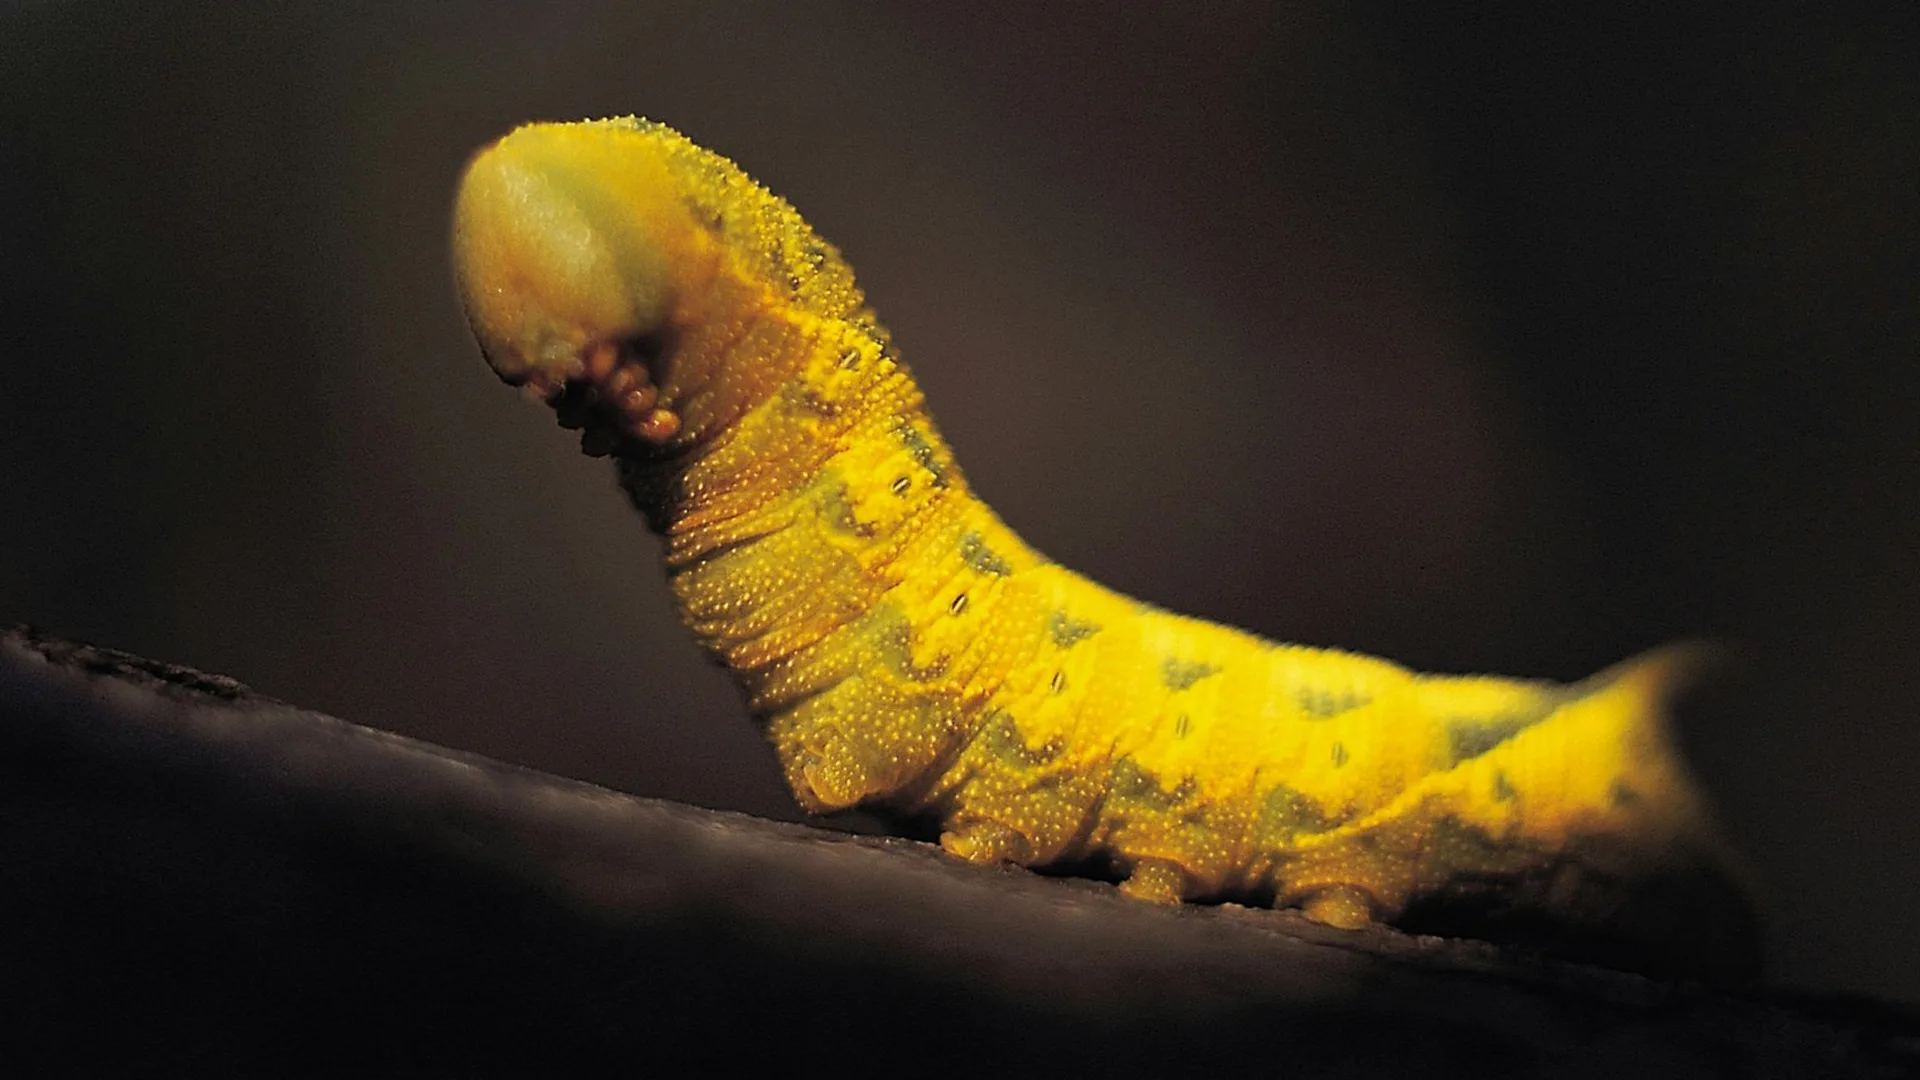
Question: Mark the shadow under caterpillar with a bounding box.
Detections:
[452,117,1756,979]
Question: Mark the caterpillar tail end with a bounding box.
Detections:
[1571,639,1763,979]
[1593,638,1727,716]
[1565,639,1737,854]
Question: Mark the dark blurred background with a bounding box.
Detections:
[2,2,1914,1003]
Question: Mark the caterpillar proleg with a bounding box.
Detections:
[452,118,1755,977]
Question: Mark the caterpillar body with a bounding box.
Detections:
[453,118,1754,976]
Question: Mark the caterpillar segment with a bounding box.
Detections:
[452,117,1756,976]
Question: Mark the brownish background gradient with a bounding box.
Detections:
[4,3,1915,1003]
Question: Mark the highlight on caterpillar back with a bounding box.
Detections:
[451,117,1759,979]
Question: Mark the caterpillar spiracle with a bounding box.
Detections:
[452,118,1755,977]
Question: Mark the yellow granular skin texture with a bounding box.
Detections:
[452,117,1746,945]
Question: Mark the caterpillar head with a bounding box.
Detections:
[452,119,712,449]
[454,118,878,455]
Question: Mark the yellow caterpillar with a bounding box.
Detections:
[452,118,1753,974]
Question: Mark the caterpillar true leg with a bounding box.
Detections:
[519,336,679,457]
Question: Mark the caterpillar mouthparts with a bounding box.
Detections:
[453,117,1759,980]
[528,337,682,456]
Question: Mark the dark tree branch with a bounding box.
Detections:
[1,626,1912,1076]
